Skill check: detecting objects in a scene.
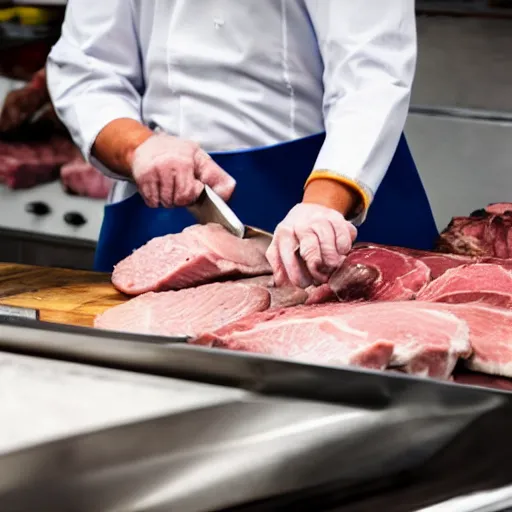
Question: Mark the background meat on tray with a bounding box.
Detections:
[95,281,271,337]
[0,136,80,190]
[436,204,512,258]
[194,301,471,379]
[417,263,512,308]
[306,245,431,304]
[112,224,272,295]
[60,158,113,199]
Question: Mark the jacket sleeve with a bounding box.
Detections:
[304,0,416,223]
[46,0,143,176]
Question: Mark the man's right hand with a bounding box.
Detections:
[92,120,236,208]
[130,133,236,208]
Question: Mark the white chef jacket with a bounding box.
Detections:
[46,0,416,214]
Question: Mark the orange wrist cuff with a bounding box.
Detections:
[305,170,371,216]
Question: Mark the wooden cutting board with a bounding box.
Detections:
[0,263,128,327]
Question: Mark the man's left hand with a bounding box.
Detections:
[266,203,357,288]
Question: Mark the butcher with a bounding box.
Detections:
[46,0,437,287]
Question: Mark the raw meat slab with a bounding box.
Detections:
[436,204,512,258]
[95,281,270,337]
[112,223,272,295]
[307,246,431,304]
[195,301,471,379]
[441,303,512,378]
[417,264,512,308]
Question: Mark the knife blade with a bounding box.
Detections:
[187,185,272,240]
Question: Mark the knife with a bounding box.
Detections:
[187,185,273,240]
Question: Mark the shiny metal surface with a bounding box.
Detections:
[187,184,246,238]
[0,318,512,510]
[187,185,273,240]
[0,304,38,321]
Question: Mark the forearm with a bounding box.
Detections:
[92,119,153,178]
[303,178,361,220]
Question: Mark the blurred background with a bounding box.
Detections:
[0,0,511,270]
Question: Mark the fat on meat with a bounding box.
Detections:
[95,281,271,337]
[417,263,512,308]
[195,301,471,379]
[112,223,272,295]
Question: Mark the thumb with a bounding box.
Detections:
[194,149,236,201]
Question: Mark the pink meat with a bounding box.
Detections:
[60,158,113,199]
[195,301,470,379]
[95,281,270,337]
[112,224,272,295]
[241,276,308,308]
[442,303,512,378]
[436,205,512,258]
[307,246,431,304]
[417,263,512,308]
[0,136,79,189]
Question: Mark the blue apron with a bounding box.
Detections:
[94,133,438,272]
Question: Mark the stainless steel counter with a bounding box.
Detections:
[0,351,246,455]
[0,318,512,511]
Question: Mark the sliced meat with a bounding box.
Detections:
[307,246,431,304]
[0,136,79,189]
[443,304,512,378]
[195,301,470,379]
[417,263,512,308]
[60,158,113,199]
[112,223,272,295]
[95,281,270,337]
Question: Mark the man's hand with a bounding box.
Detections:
[266,203,357,288]
[130,133,236,208]
[267,178,363,288]
[92,120,236,208]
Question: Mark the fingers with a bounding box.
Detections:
[275,230,314,288]
[270,204,356,289]
[195,150,236,201]
[139,173,160,208]
[132,138,233,209]
[172,171,203,207]
[297,226,334,284]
